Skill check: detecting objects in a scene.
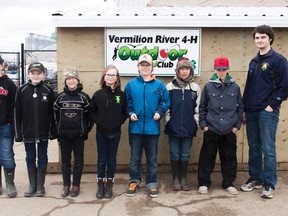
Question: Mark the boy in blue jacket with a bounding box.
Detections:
[124,54,170,198]
[165,57,201,191]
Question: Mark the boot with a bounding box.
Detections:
[24,169,37,197]
[0,166,2,195]
[4,169,17,198]
[96,178,105,199]
[35,169,46,197]
[171,160,181,191]
[104,178,114,198]
[180,160,190,191]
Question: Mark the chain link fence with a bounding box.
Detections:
[1,49,57,92]
[0,52,21,86]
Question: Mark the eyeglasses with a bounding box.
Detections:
[105,74,117,77]
[139,63,152,67]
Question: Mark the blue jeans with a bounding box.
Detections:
[96,131,121,179]
[246,110,279,188]
[0,123,16,170]
[24,140,48,170]
[128,134,159,190]
[169,136,193,161]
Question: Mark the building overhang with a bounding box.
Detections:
[52,6,288,28]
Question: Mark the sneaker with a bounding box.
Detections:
[198,186,208,194]
[240,178,262,192]
[70,186,80,197]
[61,186,70,197]
[149,188,159,198]
[261,185,274,199]
[225,186,238,195]
[126,182,139,197]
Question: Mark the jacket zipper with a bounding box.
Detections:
[34,87,40,142]
[143,82,146,134]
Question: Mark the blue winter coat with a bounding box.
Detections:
[165,79,201,137]
[124,75,170,135]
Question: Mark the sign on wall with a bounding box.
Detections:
[105,28,201,76]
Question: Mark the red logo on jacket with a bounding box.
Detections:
[0,88,8,96]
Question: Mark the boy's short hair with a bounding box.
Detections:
[252,25,274,45]
[28,62,45,73]
[0,56,4,64]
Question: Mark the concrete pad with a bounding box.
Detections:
[1,142,288,216]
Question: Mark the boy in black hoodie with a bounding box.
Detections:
[0,56,17,198]
[54,67,91,197]
[14,62,57,197]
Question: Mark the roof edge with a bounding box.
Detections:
[52,16,288,28]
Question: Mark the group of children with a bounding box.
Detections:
[0,52,236,199]
[0,24,287,200]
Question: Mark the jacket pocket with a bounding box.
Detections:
[223,91,238,110]
[207,92,221,109]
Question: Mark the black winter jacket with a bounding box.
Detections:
[0,74,17,125]
[90,86,127,137]
[54,84,91,139]
[14,80,57,142]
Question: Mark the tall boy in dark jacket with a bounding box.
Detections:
[241,25,288,199]
[54,67,91,197]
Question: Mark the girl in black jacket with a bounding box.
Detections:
[90,65,127,199]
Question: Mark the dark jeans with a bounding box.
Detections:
[60,137,84,187]
[96,131,121,179]
[24,140,48,170]
[198,130,237,188]
[128,134,159,190]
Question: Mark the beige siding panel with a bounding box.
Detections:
[57,27,105,72]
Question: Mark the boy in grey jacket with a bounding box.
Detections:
[197,56,243,195]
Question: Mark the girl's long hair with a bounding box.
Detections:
[100,64,121,89]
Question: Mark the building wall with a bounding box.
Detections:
[55,27,288,172]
